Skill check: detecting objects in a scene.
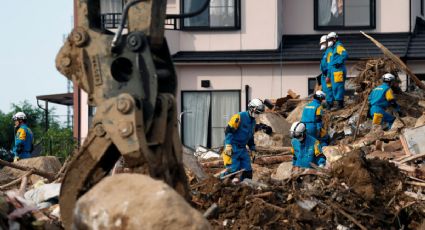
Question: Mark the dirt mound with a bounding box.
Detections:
[192,153,423,229]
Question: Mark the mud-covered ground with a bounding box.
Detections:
[192,152,425,229]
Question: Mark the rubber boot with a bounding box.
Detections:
[241,170,253,181]
[335,100,344,110]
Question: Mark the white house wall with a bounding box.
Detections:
[165,0,280,52]
[176,63,329,113]
[283,0,410,35]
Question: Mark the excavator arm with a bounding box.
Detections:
[55,0,191,228]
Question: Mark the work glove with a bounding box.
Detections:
[325,77,331,83]
[250,150,256,163]
[13,156,19,163]
[223,144,233,156]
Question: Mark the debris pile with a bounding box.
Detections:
[189,57,425,229]
[192,153,425,229]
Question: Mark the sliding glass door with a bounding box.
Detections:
[182,91,240,149]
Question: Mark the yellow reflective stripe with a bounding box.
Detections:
[334,71,344,83]
[337,45,346,55]
[222,153,232,166]
[316,106,322,116]
[320,128,327,137]
[228,114,241,129]
[314,141,321,156]
[373,113,383,125]
[385,89,395,101]
[17,128,26,140]
[327,52,332,63]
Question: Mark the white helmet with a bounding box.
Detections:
[319,35,328,50]
[382,73,396,83]
[13,112,27,121]
[248,98,265,117]
[314,90,326,101]
[327,32,338,39]
[290,122,306,141]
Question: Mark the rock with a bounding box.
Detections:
[322,146,345,164]
[0,156,61,184]
[24,183,61,206]
[252,164,273,182]
[286,101,308,124]
[415,112,425,128]
[73,174,211,230]
[257,113,291,134]
[255,132,290,147]
[401,116,417,128]
[271,162,293,181]
[418,100,425,109]
[383,140,403,152]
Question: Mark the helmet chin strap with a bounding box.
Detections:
[248,110,256,118]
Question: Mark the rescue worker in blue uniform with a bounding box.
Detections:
[300,91,330,146]
[290,122,326,169]
[12,112,34,161]
[368,73,401,130]
[222,98,265,181]
[319,35,334,107]
[327,32,348,110]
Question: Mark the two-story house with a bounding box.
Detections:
[74,0,425,150]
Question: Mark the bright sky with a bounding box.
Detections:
[0,1,73,123]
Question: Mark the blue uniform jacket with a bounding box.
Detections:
[13,124,33,157]
[368,83,396,109]
[327,41,348,101]
[291,135,326,168]
[224,111,256,151]
[321,48,334,103]
[301,99,323,138]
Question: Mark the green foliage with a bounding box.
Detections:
[0,101,74,160]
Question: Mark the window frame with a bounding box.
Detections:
[180,0,241,31]
[180,90,241,148]
[314,0,376,30]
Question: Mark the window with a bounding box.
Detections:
[315,0,375,30]
[308,78,317,96]
[100,0,124,30]
[181,0,241,30]
[181,91,240,149]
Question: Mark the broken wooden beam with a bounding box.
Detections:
[361,31,425,91]
[0,159,55,182]
[399,152,425,164]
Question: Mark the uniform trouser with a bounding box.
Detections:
[17,152,31,159]
[305,123,329,146]
[305,123,319,139]
[370,106,395,128]
[321,76,334,104]
[332,82,345,101]
[229,145,252,173]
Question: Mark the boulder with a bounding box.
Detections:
[255,132,291,147]
[415,112,425,128]
[271,162,293,181]
[0,156,61,184]
[286,101,308,124]
[73,174,211,230]
[257,112,291,135]
[322,146,345,164]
